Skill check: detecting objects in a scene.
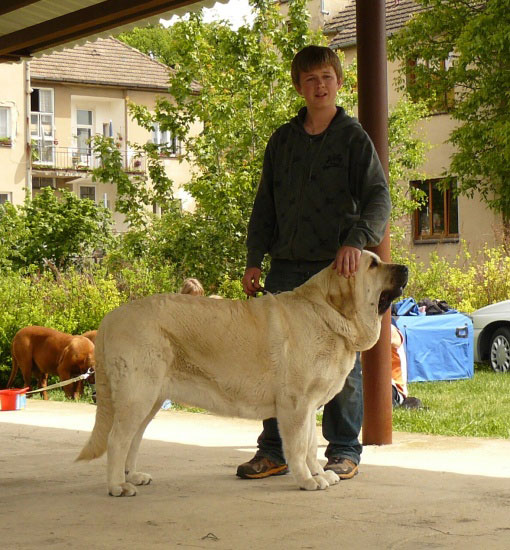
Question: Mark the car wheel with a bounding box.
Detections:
[489,327,510,373]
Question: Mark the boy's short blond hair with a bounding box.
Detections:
[180,278,205,296]
[291,45,343,86]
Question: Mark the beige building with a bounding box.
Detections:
[281,0,501,264]
[0,61,28,206]
[0,37,198,231]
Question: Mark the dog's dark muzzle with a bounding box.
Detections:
[378,264,409,314]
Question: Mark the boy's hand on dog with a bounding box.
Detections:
[333,246,361,278]
[242,267,262,296]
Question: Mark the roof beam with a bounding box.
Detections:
[0,0,195,56]
[0,0,41,17]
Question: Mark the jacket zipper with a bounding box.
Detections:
[289,133,328,258]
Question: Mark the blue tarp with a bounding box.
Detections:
[394,312,474,382]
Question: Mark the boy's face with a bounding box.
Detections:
[294,64,343,110]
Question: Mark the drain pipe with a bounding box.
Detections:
[25,60,32,198]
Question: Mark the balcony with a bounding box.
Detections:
[31,146,146,178]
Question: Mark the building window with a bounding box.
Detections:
[152,123,181,156]
[80,186,96,202]
[32,177,55,189]
[0,192,11,204]
[102,121,113,137]
[412,178,459,242]
[406,56,455,114]
[76,109,93,153]
[31,88,54,164]
[0,107,12,144]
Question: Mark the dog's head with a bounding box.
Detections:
[305,250,408,351]
[363,251,408,316]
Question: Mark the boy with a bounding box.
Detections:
[237,45,391,480]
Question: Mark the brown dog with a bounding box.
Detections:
[7,326,95,400]
[82,330,98,345]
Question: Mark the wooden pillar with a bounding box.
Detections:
[356,0,393,445]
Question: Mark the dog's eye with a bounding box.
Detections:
[369,258,378,269]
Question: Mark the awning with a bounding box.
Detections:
[0,0,227,63]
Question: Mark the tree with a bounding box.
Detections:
[15,187,113,269]
[0,202,29,270]
[388,96,430,244]
[389,0,510,221]
[117,0,334,287]
[91,136,176,229]
[106,0,427,288]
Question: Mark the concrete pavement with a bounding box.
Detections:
[1,400,509,549]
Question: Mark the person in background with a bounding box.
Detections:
[180,278,205,296]
[391,323,423,410]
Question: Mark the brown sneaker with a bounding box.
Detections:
[236,455,288,479]
[324,457,359,479]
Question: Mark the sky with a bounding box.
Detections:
[162,0,255,30]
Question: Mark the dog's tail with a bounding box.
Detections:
[76,326,113,462]
[7,345,19,389]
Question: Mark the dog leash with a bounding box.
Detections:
[249,286,269,298]
[26,367,95,395]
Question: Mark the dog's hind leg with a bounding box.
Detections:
[124,397,165,487]
[107,405,152,497]
[277,402,329,491]
[106,376,164,497]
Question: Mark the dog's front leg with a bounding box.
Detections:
[305,410,339,487]
[39,373,49,401]
[277,402,329,491]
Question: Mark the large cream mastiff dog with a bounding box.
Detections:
[78,251,408,496]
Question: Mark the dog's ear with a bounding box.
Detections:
[326,270,356,319]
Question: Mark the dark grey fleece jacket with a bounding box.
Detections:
[246,106,391,269]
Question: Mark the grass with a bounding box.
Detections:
[30,381,95,404]
[23,364,510,440]
[392,364,510,439]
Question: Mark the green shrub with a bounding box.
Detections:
[4,237,510,390]
[394,242,510,313]
[0,266,122,387]
[0,187,113,270]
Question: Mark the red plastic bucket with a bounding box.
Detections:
[0,387,29,411]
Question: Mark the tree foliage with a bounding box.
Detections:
[0,187,113,270]
[389,0,510,220]
[117,0,332,287]
[107,0,427,288]
[91,136,177,229]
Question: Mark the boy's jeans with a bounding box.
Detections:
[255,259,363,466]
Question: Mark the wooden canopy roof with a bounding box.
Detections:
[0,0,224,63]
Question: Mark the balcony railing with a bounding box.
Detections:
[32,146,146,173]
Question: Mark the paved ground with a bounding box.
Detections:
[1,400,510,550]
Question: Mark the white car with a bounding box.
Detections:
[470,300,510,372]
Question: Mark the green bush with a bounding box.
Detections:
[3,237,510,390]
[0,187,113,270]
[393,242,510,313]
[0,265,122,387]
[0,256,239,388]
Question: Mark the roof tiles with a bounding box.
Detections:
[30,37,173,91]
[325,0,425,49]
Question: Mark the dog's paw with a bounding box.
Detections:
[322,470,340,486]
[299,476,329,491]
[108,482,137,497]
[126,471,152,486]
